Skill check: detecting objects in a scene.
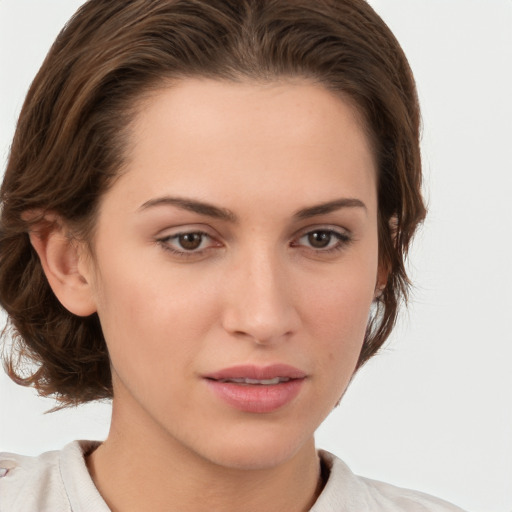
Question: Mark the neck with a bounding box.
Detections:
[86,402,324,512]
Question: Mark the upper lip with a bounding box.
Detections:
[204,364,307,381]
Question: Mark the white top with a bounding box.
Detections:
[0,441,466,511]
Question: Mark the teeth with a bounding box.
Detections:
[219,377,290,385]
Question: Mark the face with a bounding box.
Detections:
[82,78,380,470]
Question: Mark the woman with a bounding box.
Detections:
[0,0,467,510]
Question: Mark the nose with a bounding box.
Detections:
[221,249,300,345]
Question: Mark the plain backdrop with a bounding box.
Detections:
[1,1,511,511]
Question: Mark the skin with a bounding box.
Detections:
[36,79,381,511]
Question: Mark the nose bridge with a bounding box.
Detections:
[222,244,297,344]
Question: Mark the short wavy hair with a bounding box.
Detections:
[0,0,425,407]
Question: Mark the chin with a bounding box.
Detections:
[191,425,316,471]
[207,447,303,471]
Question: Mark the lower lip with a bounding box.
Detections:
[205,379,305,413]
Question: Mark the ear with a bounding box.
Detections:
[374,215,397,300]
[28,213,97,317]
[374,264,388,300]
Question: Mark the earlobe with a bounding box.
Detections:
[374,270,387,300]
[374,255,390,301]
[28,214,97,317]
[374,215,397,300]
[374,282,386,299]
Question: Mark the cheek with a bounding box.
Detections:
[301,256,377,378]
[309,288,371,371]
[92,254,220,380]
[306,254,377,334]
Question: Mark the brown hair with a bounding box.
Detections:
[0,0,425,407]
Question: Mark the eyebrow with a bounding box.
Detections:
[138,196,237,222]
[138,196,366,222]
[293,198,367,219]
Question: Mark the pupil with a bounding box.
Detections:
[308,231,331,248]
[179,233,202,250]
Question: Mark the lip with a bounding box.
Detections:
[205,364,307,381]
[204,364,307,413]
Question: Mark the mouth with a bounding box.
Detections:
[211,377,293,385]
[205,363,307,382]
[203,364,307,413]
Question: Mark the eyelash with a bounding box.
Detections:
[291,229,352,255]
[156,227,352,259]
[157,231,217,259]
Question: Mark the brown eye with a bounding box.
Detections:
[293,228,351,254]
[178,233,204,250]
[157,230,220,258]
[307,231,333,248]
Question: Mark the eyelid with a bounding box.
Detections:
[155,225,223,258]
[154,223,353,259]
[155,222,216,236]
[290,225,353,252]
[292,224,351,240]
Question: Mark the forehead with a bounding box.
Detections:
[102,78,377,216]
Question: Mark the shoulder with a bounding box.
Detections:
[0,446,68,512]
[0,440,107,512]
[313,450,467,512]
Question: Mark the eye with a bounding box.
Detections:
[293,228,351,253]
[175,232,205,251]
[157,230,220,257]
[305,231,335,249]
